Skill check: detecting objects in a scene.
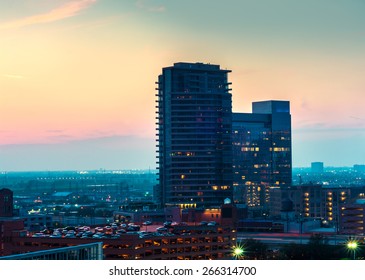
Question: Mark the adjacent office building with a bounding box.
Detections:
[155,62,233,208]
[232,101,292,209]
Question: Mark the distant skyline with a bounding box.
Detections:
[1,0,364,171]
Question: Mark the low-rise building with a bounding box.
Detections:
[270,184,349,225]
[23,214,53,231]
[4,224,236,260]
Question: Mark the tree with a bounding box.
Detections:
[243,238,268,260]
[280,234,345,260]
[280,243,307,260]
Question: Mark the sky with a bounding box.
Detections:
[0,0,364,171]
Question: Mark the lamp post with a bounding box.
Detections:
[299,215,304,244]
[347,239,358,260]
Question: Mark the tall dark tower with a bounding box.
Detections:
[0,188,13,217]
[156,62,233,208]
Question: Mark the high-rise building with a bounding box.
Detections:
[232,101,292,209]
[155,62,233,208]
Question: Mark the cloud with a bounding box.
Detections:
[0,0,97,30]
[136,0,166,12]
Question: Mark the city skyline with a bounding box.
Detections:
[1,0,364,171]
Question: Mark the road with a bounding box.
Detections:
[237,232,361,246]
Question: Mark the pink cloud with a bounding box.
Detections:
[0,0,96,30]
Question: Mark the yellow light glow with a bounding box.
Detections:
[234,247,243,255]
[347,241,358,249]
[232,245,244,259]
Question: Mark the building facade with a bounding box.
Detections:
[156,62,233,208]
[232,101,292,210]
[339,200,365,235]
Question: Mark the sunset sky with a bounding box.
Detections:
[0,0,364,171]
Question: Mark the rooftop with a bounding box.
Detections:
[163,62,230,72]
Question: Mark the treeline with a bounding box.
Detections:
[241,235,363,260]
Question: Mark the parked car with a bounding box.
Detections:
[157,227,168,232]
[163,221,173,228]
[64,233,75,238]
[127,225,140,231]
[33,233,46,238]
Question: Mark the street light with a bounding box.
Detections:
[347,239,358,260]
[232,245,244,259]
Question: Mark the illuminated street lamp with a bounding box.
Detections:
[232,245,244,259]
[347,239,358,260]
